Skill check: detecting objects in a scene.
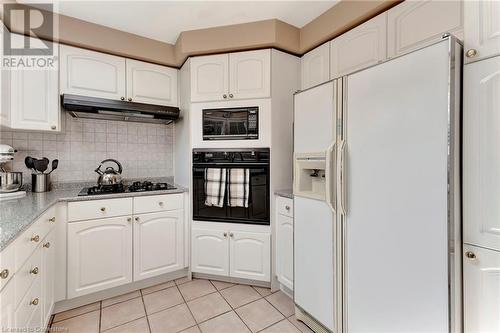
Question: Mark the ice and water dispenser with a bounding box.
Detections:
[293,153,327,200]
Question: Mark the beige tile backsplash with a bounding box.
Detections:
[0,113,174,183]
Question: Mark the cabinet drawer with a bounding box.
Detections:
[0,244,15,291]
[15,248,41,308]
[133,194,183,214]
[276,196,293,218]
[68,198,133,222]
[15,207,56,271]
[15,275,41,329]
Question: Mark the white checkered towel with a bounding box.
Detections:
[204,168,226,207]
[227,168,250,208]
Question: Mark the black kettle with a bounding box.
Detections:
[95,159,123,186]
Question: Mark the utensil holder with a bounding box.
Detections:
[32,174,50,193]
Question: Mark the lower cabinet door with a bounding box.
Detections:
[464,244,500,333]
[0,280,15,332]
[276,214,294,290]
[133,210,184,281]
[67,217,132,298]
[41,231,55,327]
[229,231,270,282]
[191,228,229,276]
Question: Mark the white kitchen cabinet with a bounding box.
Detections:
[5,34,60,132]
[190,54,229,102]
[126,59,178,106]
[229,231,270,282]
[133,210,184,281]
[0,280,15,332]
[276,196,294,290]
[67,216,132,298]
[463,245,500,333]
[191,228,229,276]
[387,0,463,57]
[41,231,55,327]
[229,50,270,100]
[60,45,126,100]
[301,42,330,90]
[464,0,500,63]
[330,13,387,78]
[464,56,500,252]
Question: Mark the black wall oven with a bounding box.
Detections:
[202,107,258,140]
[192,148,270,225]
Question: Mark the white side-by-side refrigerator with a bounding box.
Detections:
[293,36,462,333]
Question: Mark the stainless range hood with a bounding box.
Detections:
[62,94,180,124]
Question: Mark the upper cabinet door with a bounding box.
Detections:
[301,42,330,90]
[60,45,126,100]
[133,210,184,281]
[191,54,229,102]
[463,245,500,333]
[10,35,60,132]
[330,13,387,78]
[229,231,270,282]
[387,0,463,57]
[126,59,178,106]
[229,50,270,100]
[464,57,500,252]
[464,0,500,63]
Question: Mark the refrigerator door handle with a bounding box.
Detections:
[339,140,347,215]
[325,141,337,213]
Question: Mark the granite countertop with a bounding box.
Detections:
[0,180,187,251]
[274,189,293,199]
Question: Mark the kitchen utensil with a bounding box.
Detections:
[0,172,23,193]
[25,156,36,172]
[33,158,49,173]
[48,159,58,174]
[32,173,50,192]
[95,159,123,186]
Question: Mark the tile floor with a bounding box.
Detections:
[50,277,314,333]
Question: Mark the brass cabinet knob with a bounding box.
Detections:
[0,269,9,279]
[49,217,56,223]
[223,232,228,237]
[128,97,132,102]
[43,242,51,248]
[135,217,140,222]
[120,96,125,101]
[285,205,290,210]
[127,217,132,222]
[229,93,234,98]
[30,267,39,275]
[30,298,39,306]
[31,235,40,243]
[159,201,164,206]
[465,251,476,259]
[51,125,57,130]
[223,94,228,99]
[229,232,234,238]
[466,49,478,58]
[100,207,106,212]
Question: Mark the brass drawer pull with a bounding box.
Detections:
[465,251,476,260]
[31,235,40,243]
[30,298,39,306]
[49,217,56,223]
[0,269,9,279]
[100,207,106,212]
[43,242,51,248]
[30,267,39,275]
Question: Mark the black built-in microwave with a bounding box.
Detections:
[202,107,258,140]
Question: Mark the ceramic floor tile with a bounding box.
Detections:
[198,311,250,333]
[52,302,100,323]
[141,281,176,295]
[265,291,295,317]
[235,299,284,332]
[175,276,191,285]
[179,325,202,333]
[220,285,261,309]
[102,290,142,308]
[210,280,235,291]
[50,310,100,333]
[187,292,232,323]
[252,286,272,297]
[103,317,150,333]
[178,279,217,301]
[100,297,146,331]
[143,286,184,314]
[148,303,196,333]
[260,319,301,333]
[287,315,315,333]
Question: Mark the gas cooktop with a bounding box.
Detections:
[78,181,176,196]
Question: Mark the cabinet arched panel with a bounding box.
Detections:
[191,54,229,102]
[464,0,500,63]
[229,231,270,282]
[191,229,229,275]
[229,50,270,99]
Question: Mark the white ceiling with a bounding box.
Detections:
[33,0,337,44]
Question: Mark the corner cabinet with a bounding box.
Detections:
[330,13,387,78]
[463,245,500,333]
[464,0,500,63]
[387,0,463,57]
[190,50,270,102]
[301,42,330,90]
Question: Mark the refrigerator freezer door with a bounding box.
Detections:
[294,195,335,331]
[345,39,455,332]
[294,81,336,155]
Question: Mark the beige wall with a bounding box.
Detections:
[3,0,399,67]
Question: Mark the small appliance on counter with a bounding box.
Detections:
[25,156,59,193]
[0,144,26,200]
